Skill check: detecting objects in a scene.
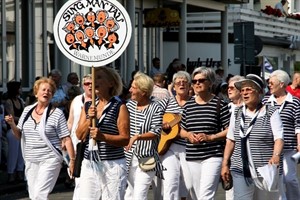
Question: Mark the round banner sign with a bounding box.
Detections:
[53,0,132,67]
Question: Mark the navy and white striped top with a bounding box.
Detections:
[125,99,165,179]
[83,97,125,161]
[227,105,284,176]
[181,95,230,161]
[157,96,189,146]
[17,105,69,162]
[264,92,300,151]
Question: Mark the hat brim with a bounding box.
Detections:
[234,79,262,91]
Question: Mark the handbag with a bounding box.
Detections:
[73,141,87,177]
[138,156,156,172]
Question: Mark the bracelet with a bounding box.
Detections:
[70,158,75,161]
[273,152,280,156]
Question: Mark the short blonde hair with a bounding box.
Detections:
[134,71,154,97]
[33,77,56,96]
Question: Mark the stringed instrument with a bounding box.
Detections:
[158,113,181,155]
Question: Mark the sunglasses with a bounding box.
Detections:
[83,82,92,86]
[192,78,207,84]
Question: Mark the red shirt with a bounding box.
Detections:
[286,85,300,99]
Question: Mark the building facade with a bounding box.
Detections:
[4,0,299,95]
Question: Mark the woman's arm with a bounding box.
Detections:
[4,114,21,139]
[90,104,130,147]
[62,136,75,177]
[67,99,75,131]
[221,139,235,182]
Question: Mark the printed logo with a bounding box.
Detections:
[53,0,132,67]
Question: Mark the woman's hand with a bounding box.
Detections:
[87,105,96,119]
[68,159,75,179]
[269,155,280,165]
[221,164,231,183]
[4,115,15,126]
[125,135,138,151]
[89,127,104,141]
[187,132,199,144]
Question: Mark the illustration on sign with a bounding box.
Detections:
[53,0,132,67]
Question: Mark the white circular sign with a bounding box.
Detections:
[53,0,132,67]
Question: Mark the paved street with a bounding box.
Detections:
[1,166,300,200]
[0,181,226,200]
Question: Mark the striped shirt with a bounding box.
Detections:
[83,97,125,161]
[17,105,69,162]
[227,105,284,176]
[264,92,300,150]
[181,95,230,161]
[125,99,165,179]
[157,96,189,146]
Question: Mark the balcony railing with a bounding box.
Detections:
[181,7,300,39]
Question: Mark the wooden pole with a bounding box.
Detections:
[92,66,96,146]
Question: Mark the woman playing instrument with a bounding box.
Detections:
[157,71,192,200]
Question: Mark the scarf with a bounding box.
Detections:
[239,102,262,184]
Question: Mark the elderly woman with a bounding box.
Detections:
[124,71,164,200]
[5,78,75,199]
[221,74,285,199]
[157,71,192,200]
[228,75,245,113]
[76,67,130,200]
[179,67,230,199]
[224,75,245,199]
[264,70,300,199]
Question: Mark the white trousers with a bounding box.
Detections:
[124,155,156,200]
[161,143,192,200]
[232,172,286,200]
[282,150,300,199]
[187,157,222,200]
[79,158,127,200]
[25,157,62,200]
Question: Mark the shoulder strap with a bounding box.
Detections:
[22,103,53,128]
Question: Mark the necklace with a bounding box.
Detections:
[35,107,43,115]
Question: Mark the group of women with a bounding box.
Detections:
[4,65,300,200]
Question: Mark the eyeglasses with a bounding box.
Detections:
[174,81,188,86]
[240,87,256,94]
[192,78,207,84]
[83,82,92,86]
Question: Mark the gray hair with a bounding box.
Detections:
[49,69,62,77]
[192,67,216,84]
[172,71,192,84]
[228,75,245,85]
[270,70,290,86]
